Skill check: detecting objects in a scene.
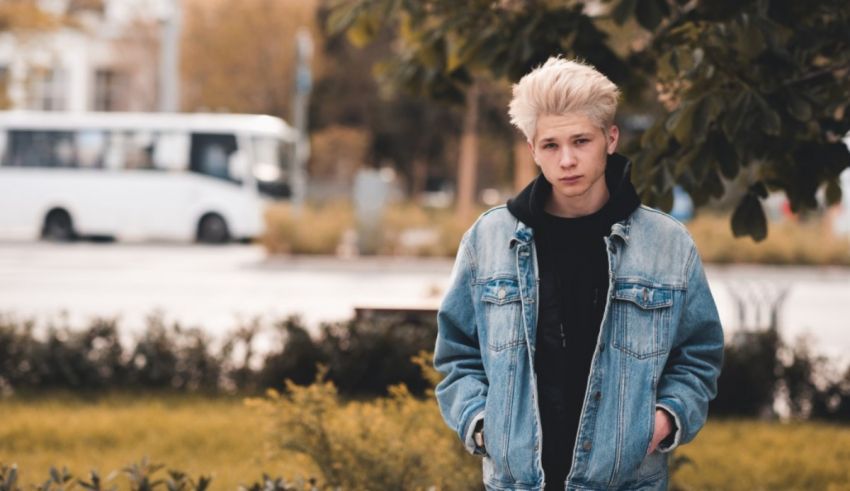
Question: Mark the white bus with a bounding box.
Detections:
[0,111,297,243]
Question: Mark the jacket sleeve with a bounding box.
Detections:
[433,234,489,455]
[655,245,724,453]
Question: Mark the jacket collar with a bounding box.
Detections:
[510,206,634,248]
[510,220,534,248]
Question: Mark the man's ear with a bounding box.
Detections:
[606,125,620,155]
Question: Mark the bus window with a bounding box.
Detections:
[125,131,155,170]
[75,130,107,169]
[190,133,239,183]
[153,132,189,171]
[104,132,125,170]
[2,130,76,168]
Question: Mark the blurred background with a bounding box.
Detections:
[0,0,849,490]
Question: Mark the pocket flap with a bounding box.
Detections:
[613,283,672,309]
[481,277,521,305]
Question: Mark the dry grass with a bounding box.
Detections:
[261,201,355,255]
[686,213,850,266]
[3,395,850,490]
[261,201,479,258]
[261,202,850,265]
[0,393,317,490]
[674,418,850,490]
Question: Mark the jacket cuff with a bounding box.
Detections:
[655,400,684,453]
[464,410,486,455]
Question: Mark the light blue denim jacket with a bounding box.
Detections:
[434,204,724,491]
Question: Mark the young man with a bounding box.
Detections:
[433,57,724,491]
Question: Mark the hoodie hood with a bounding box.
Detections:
[506,152,641,230]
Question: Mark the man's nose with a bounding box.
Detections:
[559,148,578,168]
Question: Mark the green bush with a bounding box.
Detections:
[0,313,437,398]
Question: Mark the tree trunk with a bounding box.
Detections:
[456,82,479,223]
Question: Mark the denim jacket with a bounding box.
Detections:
[434,204,724,491]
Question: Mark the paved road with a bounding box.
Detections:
[1,242,848,365]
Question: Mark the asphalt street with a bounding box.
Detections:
[1,242,848,365]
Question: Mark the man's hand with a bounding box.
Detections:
[646,408,674,455]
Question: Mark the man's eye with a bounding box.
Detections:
[574,139,589,145]
[543,143,557,149]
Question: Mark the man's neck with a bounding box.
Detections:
[545,184,610,218]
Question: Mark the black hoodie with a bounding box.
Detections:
[506,153,640,488]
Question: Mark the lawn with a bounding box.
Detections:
[0,393,318,490]
[1,394,849,490]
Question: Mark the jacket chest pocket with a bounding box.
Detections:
[611,281,673,359]
[481,277,525,352]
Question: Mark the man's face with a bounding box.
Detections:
[530,112,619,216]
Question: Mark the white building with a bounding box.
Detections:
[0,0,174,113]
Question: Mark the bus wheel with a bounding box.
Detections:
[42,209,76,242]
[197,214,230,244]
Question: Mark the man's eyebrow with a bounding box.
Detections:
[538,132,593,144]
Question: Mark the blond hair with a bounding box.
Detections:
[508,56,621,141]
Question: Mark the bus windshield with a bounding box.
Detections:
[253,136,292,198]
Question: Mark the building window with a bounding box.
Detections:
[94,69,127,112]
[29,67,67,111]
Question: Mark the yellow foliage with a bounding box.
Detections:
[261,201,355,255]
[181,0,323,116]
[687,212,850,266]
[0,0,63,32]
[249,369,480,490]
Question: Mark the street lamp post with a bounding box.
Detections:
[291,28,313,214]
[158,0,181,113]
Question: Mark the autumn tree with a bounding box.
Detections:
[327,0,850,240]
[181,0,321,117]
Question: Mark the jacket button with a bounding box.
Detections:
[582,440,592,451]
[642,288,649,303]
[498,288,506,300]
[594,391,602,401]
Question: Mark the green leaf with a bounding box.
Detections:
[666,101,699,144]
[325,2,359,35]
[657,187,675,212]
[612,0,638,25]
[635,0,669,31]
[346,13,380,47]
[750,182,768,199]
[826,178,842,206]
[731,192,768,241]
[711,132,739,179]
[705,169,725,199]
[736,21,767,60]
[787,94,812,122]
[674,145,702,179]
[721,92,751,140]
[758,107,782,136]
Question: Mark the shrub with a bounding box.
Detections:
[245,366,481,490]
[261,202,354,255]
[0,313,437,398]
